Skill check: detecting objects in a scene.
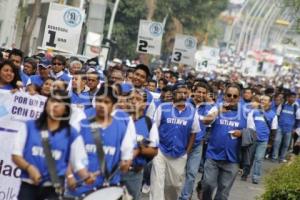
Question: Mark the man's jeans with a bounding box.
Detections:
[272,128,292,160]
[121,170,143,200]
[202,159,239,200]
[252,141,268,182]
[179,143,203,200]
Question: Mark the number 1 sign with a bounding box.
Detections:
[171,34,197,66]
[42,3,84,54]
[136,20,163,56]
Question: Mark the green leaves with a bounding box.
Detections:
[104,0,228,58]
[261,157,300,200]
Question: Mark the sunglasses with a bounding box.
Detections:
[53,62,63,66]
[226,93,239,99]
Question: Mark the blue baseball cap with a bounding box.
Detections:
[172,81,187,91]
[38,57,52,68]
[120,83,133,95]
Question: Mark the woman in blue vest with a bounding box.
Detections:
[121,88,159,200]
[68,86,136,197]
[12,90,91,200]
[0,60,21,90]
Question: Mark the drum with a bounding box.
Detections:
[83,187,124,200]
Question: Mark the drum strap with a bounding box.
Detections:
[40,130,63,198]
[90,121,110,181]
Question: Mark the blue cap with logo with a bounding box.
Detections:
[38,57,52,68]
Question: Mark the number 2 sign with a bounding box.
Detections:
[136,20,163,56]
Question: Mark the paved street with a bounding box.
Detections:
[141,160,278,200]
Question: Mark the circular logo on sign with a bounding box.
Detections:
[184,37,196,49]
[149,23,163,37]
[64,9,82,27]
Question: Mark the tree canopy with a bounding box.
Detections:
[104,0,228,59]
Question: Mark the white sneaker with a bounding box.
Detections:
[142,184,150,194]
[280,159,288,163]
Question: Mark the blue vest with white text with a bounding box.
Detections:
[158,103,196,158]
[252,109,276,142]
[278,103,297,133]
[206,105,247,163]
[72,117,127,196]
[21,120,78,184]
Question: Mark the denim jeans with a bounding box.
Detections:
[179,143,203,200]
[252,141,268,182]
[142,162,152,186]
[201,159,239,200]
[121,170,143,200]
[272,128,292,160]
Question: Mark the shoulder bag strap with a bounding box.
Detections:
[90,122,108,179]
[40,130,63,196]
[261,112,272,131]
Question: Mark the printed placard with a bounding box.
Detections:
[136,20,163,55]
[171,34,197,65]
[10,92,47,121]
[42,3,85,54]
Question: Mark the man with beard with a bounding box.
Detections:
[180,82,213,200]
[150,82,200,200]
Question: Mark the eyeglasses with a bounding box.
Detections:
[87,79,98,82]
[53,62,63,66]
[226,93,239,99]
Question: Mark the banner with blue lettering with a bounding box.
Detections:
[0,89,45,199]
[0,119,26,200]
[0,90,46,121]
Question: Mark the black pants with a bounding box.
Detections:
[18,182,59,200]
[293,134,300,155]
[241,144,257,178]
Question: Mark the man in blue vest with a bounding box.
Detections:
[243,95,278,184]
[272,91,300,162]
[179,82,213,200]
[150,82,200,200]
[121,88,159,200]
[201,83,248,200]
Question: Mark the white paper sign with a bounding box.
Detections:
[171,34,197,65]
[136,20,163,55]
[195,46,220,72]
[0,119,26,200]
[10,92,47,121]
[42,3,84,54]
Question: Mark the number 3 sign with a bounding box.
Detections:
[136,20,163,56]
[171,34,197,66]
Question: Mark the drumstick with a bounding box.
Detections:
[75,170,101,187]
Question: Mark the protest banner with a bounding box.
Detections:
[10,92,47,122]
[0,116,26,200]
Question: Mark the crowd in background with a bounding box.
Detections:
[0,47,300,200]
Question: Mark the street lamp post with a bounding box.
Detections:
[243,0,270,53]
